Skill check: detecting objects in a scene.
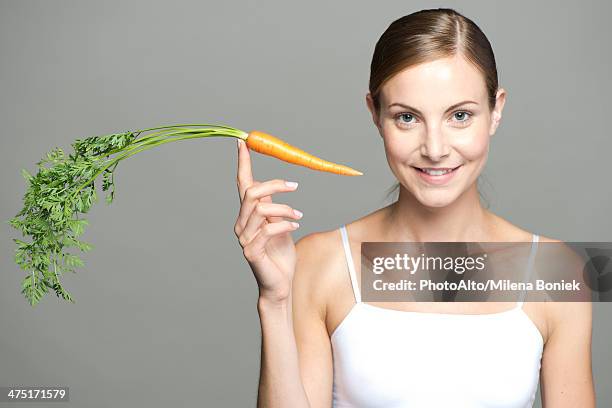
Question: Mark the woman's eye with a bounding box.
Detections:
[452,111,472,123]
[396,113,416,126]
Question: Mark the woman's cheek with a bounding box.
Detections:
[382,127,418,160]
[385,137,409,161]
[452,128,490,160]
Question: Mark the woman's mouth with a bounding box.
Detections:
[411,165,462,185]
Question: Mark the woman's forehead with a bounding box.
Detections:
[381,55,488,109]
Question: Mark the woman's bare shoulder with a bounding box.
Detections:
[295,227,344,264]
[294,209,380,269]
[293,227,348,311]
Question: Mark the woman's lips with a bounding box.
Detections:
[412,165,462,185]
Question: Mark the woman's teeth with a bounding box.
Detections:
[419,168,455,176]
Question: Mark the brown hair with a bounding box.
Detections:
[370,8,497,206]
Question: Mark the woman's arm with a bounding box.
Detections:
[257,233,333,407]
[540,300,595,407]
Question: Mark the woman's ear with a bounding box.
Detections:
[489,88,507,136]
[366,93,383,136]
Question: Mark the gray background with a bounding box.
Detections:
[1,0,610,406]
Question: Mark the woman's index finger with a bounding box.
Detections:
[236,139,254,202]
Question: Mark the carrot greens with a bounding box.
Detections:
[9,123,362,307]
[9,124,247,306]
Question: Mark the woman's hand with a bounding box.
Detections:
[234,139,303,304]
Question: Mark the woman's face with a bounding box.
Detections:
[366,54,506,208]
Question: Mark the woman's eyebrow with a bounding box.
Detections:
[387,100,479,115]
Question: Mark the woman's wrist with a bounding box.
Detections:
[257,294,290,313]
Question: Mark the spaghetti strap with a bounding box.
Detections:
[516,234,539,310]
[340,225,361,303]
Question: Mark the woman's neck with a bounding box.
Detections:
[384,183,494,242]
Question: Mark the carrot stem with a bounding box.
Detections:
[71,129,245,197]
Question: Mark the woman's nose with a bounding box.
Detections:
[420,126,449,161]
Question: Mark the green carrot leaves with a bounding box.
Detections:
[9,124,247,306]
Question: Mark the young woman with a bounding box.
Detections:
[234,8,595,407]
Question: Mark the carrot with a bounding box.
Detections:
[10,123,362,306]
[242,130,363,176]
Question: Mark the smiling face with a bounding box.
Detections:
[367,54,506,208]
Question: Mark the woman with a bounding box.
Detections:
[234,8,595,407]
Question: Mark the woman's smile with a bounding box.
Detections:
[411,164,463,185]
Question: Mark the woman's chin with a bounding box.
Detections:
[413,190,459,208]
[397,174,466,208]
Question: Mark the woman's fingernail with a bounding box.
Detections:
[293,209,303,218]
[285,181,298,189]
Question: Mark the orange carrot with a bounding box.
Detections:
[242,130,363,176]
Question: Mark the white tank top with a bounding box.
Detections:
[331,225,544,407]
